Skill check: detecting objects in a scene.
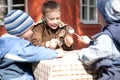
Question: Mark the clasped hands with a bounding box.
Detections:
[45,34,73,49]
[45,34,73,58]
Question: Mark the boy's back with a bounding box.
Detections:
[0,9,63,80]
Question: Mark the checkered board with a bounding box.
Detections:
[32,50,98,80]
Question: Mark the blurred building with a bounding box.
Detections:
[0,0,101,49]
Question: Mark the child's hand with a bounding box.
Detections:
[78,35,91,44]
[64,34,74,47]
[45,38,58,49]
[56,48,64,58]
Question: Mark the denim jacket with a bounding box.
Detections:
[0,33,58,80]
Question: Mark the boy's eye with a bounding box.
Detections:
[56,17,60,20]
[50,18,54,20]
[50,18,60,20]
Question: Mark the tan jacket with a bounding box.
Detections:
[31,20,74,51]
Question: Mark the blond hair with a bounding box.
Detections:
[41,1,60,15]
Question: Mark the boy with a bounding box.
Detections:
[78,0,120,80]
[31,1,74,50]
[0,10,63,80]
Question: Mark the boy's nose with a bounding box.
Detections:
[53,19,59,24]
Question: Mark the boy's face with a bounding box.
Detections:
[98,10,107,27]
[20,25,34,41]
[44,9,61,30]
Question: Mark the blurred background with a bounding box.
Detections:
[0,0,101,50]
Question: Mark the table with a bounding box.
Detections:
[32,50,98,80]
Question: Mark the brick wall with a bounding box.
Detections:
[0,25,6,36]
[0,0,101,49]
[28,0,101,49]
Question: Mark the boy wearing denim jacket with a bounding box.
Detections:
[0,10,63,80]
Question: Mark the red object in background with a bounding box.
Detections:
[0,26,7,36]
[0,0,101,49]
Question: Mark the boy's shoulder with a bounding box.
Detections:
[1,34,30,45]
[35,19,44,26]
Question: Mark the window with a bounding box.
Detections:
[81,0,98,24]
[0,0,28,25]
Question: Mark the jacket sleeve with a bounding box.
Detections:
[78,35,116,65]
[62,26,74,51]
[16,40,58,62]
[31,25,46,46]
[62,43,74,51]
